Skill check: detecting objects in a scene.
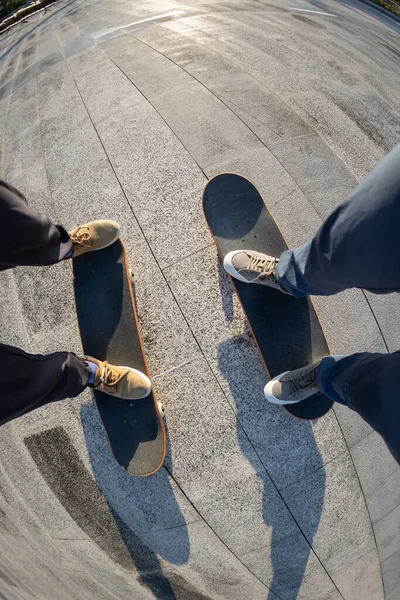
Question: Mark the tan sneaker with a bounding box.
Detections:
[224,250,290,294]
[85,357,151,400]
[69,221,120,258]
[264,361,321,405]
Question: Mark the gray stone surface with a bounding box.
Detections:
[153,356,301,556]
[240,531,342,600]
[364,291,400,352]
[96,106,210,267]
[351,431,399,506]
[102,35,264,170]
[331,549,384,600]
[165,244,347,490]
[267,134,358,220]
[67,46,145,124]
[381,548,400,600]
[0,0,399,598]
[374,504,400,563]
[280,454,376,575]
[134,23,315,144]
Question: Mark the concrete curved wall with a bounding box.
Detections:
[0,1,399,599]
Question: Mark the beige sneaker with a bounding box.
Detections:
[264,361,321,405]
[86,357,151,400]
[69,221,120,258]
[224,250,289,294]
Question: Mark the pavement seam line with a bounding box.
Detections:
[162,463,282,599]
[56,32,291,597]
[84,28,350,597]
[54,25,279,595]
[135,32,390,355]
[0,27,34,353]
[52,9,382,598]
[161,243,215,272]
[331,405,386,595]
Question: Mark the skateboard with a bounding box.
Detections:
[73,239,166,475]
[203,173,333,420]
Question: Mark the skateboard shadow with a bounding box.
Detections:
[80,402,191,600]
[217,263,326,600]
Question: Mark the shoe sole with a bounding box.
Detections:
[223,251,253,283]
[264,372,302,405]
[91,221,121,252]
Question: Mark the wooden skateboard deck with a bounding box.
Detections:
[73,239,166,475]
[203,173,333,420]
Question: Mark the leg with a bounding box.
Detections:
[0,180,72,270]
[277,144,400,297]
[0,343,91,426]
[317,352,400,464]
[0,179,121,269]
[0,345,154,426]
[264,352,400,464]
[0,180,151,416]
[225,144,400,296]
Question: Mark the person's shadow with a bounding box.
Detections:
[79,401,202,600]
[217,259,326,600]
[25,411,195,600]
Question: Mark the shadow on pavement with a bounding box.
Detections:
[80,402,191,600]
[217,259,325,600]
[24,412,191,600]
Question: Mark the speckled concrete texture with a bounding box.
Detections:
[0,0,399,598]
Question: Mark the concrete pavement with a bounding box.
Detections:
[0,0,399,599]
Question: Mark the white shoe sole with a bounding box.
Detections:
[223,251,252,283]
[264,372,302,405]
[92,221,121,251]
[121,366,152,399]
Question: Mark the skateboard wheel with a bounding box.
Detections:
[129,268,134,283]
[157,401,165,418]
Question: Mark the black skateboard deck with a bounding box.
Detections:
[73,239,166,475]
[203,174,333,420]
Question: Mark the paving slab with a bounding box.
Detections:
[96,105,210,268]
[330,548,384,600]
[267,134,358,220]
[280,453,376,575]
[350,430,399,503]
[164,244,346,489]
[240,530,342,600]
[381,548,400,600]
[67,46,145,124]
[37,61,88,142]
[374,504,400,563]
[101,34,264,170]
[0,1,398,599]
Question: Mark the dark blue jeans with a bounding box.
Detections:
[276,144,400,463]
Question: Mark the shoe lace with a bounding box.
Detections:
[289,367,319,394]
[248,255,277,281]
[70,225,92,248]
[99,362,119,391]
